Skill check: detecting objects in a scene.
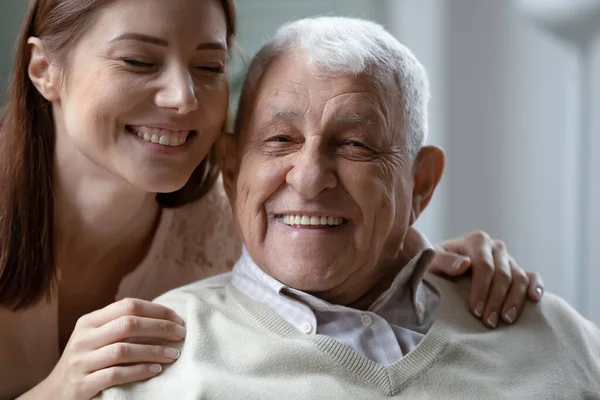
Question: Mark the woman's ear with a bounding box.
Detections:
[216,132,238,202]
[409,145,445,225]
[27,37,60,102]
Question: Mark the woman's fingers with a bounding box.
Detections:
[78,298,183,329]
[461,232,495,319]
[431,230,546,328]
[85,343,180,372]
[480,241,512,328]
[85,316,186,350]
[499,259,530,325]
[429,249,471,276]
[83,363,164,398]
[526,271,545,302]
[44,299,185,400]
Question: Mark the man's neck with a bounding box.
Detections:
[308,260,403,311]
[348,264,404,310]
[308,232,428,309]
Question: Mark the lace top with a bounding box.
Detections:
[116,175,242,301]
[0,176,243,400]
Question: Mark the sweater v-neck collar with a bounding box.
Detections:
[226,274,459,395]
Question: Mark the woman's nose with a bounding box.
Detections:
[155,66,198,114]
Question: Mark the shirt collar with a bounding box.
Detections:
[234,246,288,294]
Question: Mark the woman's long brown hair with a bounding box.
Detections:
[0,0,236,310]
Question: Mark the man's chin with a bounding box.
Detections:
[266,259,351,292]
[270,240,350,260]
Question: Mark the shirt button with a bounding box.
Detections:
[301,322,313,334]
[361,314,373,327]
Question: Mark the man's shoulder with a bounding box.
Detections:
[96,273,258,400]
[153,272,235,315]
[534,291,600,348]
[427,273,600,355]
[428,273,598,329]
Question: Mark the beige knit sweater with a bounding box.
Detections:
[97,273,600,400]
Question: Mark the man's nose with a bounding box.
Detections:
[286,141,337,199]
[154,65,198,115]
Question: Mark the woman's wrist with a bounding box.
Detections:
[16,376,56,400]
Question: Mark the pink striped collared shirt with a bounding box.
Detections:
[231,245,440,366]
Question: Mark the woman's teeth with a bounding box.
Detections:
[130,127,190,147]
[282,215,345,226]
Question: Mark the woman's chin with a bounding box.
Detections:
[128,177,189,196]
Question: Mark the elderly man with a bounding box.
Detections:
[98,17,600,399]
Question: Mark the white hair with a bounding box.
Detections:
[236,16,430,155]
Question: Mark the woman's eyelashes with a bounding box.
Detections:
[196,65,225,74]
[121,57,155,68]
[120,58,225,75]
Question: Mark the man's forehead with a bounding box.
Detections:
[245,54,398,137]
[257,78,387,120]
[256,54,388,100]
[265,102,382,124]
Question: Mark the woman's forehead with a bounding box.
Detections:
[88,0,228,48]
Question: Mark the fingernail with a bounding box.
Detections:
[474,301,484,318]
[175,324,187,338]
[164,348,180,359]
[452,258,466,269]
[534,287,543,301]
[504,307,517,324]
[487,311,498,328]
[148,364,162,374]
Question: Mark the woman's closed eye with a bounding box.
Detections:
[195,65,225,74]
[121,58,155,68]
[120,59,225,75]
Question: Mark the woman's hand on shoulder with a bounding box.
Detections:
[22,298,185,400]
[429,230,544,329]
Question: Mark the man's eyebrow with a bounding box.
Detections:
[109,33,227,51]
[332,112,376,126]
[270,108,299,121]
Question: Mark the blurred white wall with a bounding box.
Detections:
[0,0,597,323]
[382,0,599,322]
[588,34,600,323]
[383,0,448,246]
[441,0,582,308]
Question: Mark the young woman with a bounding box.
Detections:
[0,1,543,399]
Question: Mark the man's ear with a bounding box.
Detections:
[409,145,445,225]
[216,132,238,202]
[27,37,60,102]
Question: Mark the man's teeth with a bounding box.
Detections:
[131,127,189,147]
[282,215,345,226]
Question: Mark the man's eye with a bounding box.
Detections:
[267,136,291,143]
[343,140,367,148]
[121,58,154,68]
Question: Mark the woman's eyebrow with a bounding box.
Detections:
[109,33,169,46]
[109,33,227,51]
